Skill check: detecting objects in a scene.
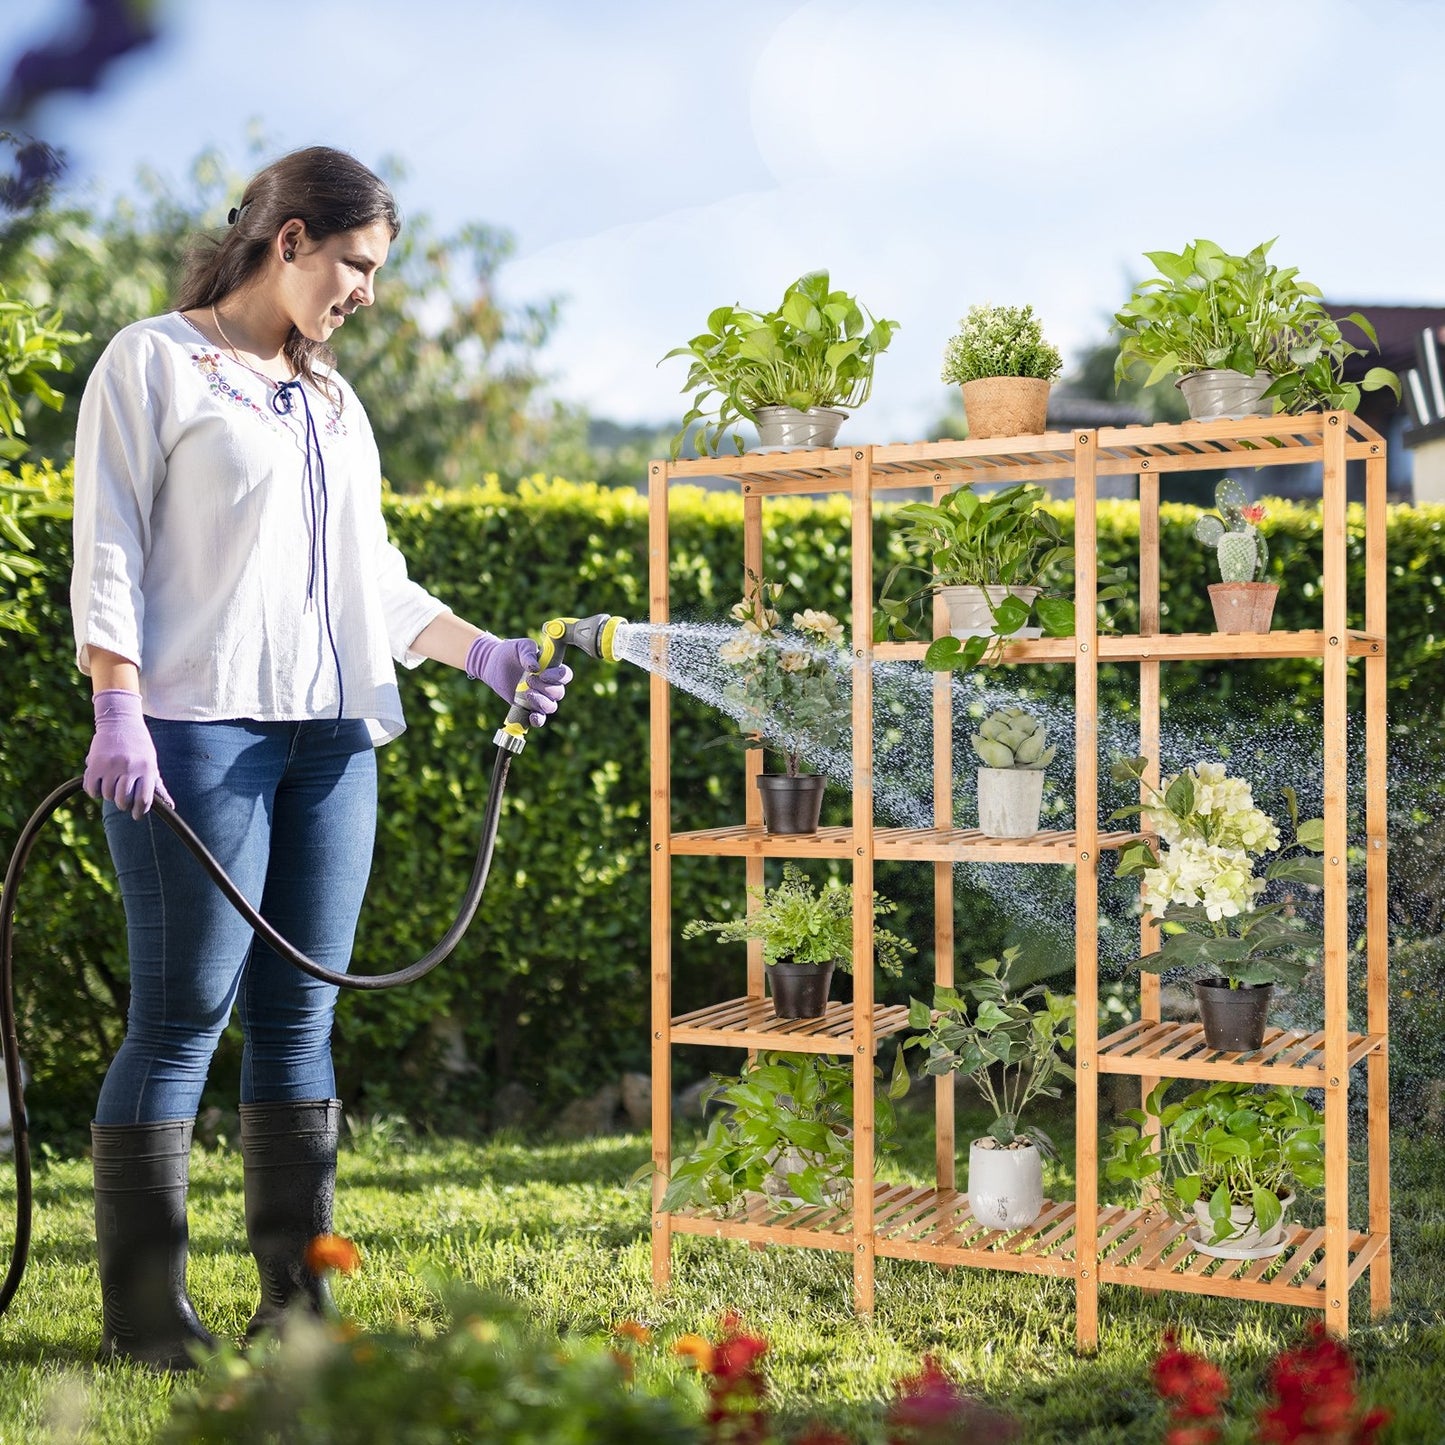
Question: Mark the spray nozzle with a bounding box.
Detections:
[495,614,630,752]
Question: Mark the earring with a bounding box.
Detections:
[283,249,295,262]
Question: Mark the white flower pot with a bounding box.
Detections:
[1189,1190,1295,1258]
[1176,368,1274,421]
[940,585,1040,640]
[976,768,1044,838]
[967,1138,1044,1228]
[754,406,847,450]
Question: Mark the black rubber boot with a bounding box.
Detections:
[92,1118,217,1372]
[239,1098,341,1337]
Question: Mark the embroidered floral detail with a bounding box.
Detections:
[189,350,282,430]
[322,401,347,438]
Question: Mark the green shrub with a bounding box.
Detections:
[162,1287,702,1445]
[4,467,1443,1138]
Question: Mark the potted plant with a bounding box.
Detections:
[1113,238,1399,420]
[1110,757,1325,1052]
[657,1051,902,1215]
[899,946,1076,1229]
[878,482,1077,671]
[1195,478,1277,633]
[719,573,848,834]
[970,705,1055,838]
[661,270,899,458]
[1105,1079,1324,1256]
[940,303,1062,439]
[682,862,915,1019]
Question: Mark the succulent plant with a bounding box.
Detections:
[970,706,1055,770]
[1195,477,1269,583]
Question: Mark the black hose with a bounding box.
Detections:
[0,744,514,1320]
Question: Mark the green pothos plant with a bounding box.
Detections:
[653,1051,905,1216]
[874,481,1127,673]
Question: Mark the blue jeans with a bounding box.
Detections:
[96,718,377,1125]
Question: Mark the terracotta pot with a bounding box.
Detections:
[976,768,1044,838]
[756,774,825,835]
[959,377,1050,439]
[1194,978,1274,1053]
[765,959,837,1019]
[939,584,1040,640]
[1208,582,1279,634]
[754,406,846,450]
[1176,368,1274,421]
[967,1138,1044,1228]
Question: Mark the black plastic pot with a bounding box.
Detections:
[766,960,837,1019]
[1194,978,1274,1052]
[757,774,825,835]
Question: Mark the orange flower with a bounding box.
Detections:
[304,1233,362,1275]
[673,1333,715,1372]
[614,1320,653,1345]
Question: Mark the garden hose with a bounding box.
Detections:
[0,610,632,1324]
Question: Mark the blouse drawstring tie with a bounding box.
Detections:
[272,379,344,721]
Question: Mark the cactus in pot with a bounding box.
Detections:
[1195,478,1277,633]
[970,706,1054,837]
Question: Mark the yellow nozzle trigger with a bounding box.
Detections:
[503,721,527,737]
[599,615,622,662]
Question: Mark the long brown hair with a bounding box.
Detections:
[174,146,401,398]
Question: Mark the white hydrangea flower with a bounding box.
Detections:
[1141,839,1264,922]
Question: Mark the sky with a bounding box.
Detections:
[7,0,1445,445]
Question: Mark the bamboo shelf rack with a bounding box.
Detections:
[646,412,1390,1349]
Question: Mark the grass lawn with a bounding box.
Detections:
[1,1103,1442,1443]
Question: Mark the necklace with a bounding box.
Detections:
[210,304,294,387]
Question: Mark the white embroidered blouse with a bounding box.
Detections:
[71,312,450,745]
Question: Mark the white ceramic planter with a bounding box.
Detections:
[967,1138,1044,1228]
[939,585,1041,640]
[977,768,1044,838]
[1189,1190,1295,1258]
[754,406,847,450]
[1176,368,1273,421]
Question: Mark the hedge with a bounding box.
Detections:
[3,465,1443,1140]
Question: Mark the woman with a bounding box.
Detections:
[70,145,568,1370]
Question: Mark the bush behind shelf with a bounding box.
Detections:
[4,463,1443,1137]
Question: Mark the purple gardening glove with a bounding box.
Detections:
[83,689,172,820]
[465,635,572,727]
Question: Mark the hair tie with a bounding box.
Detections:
[227,202,251,226]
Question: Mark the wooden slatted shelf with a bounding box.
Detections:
[649,410,1392,1345]
[670,997,911,1052]
[670,824,1145,862]
[1097,1209,1386,1310]
[658,414,1384,495]
[874,631,1384,665]
[1098,1020,1387,1084]
[667,1187,1386,1311]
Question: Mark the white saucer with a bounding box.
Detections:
[949,626,1043,641]
[1184,1223,1288,1260]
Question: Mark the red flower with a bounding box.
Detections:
[1256,1323,1389,1444]
[885,1355,1020,1444]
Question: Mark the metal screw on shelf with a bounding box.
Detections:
[1331,1298,1341,1308]
[654,1031,662,1040]
[1080,1268,1091,1279]
[1329,415,1340,426]
[1329,636,1340,646]
[1140,459,1151,469]
[1331,857,1341,866]
[854,451,864,461]
[1080,851,1091,862]
[1078,434,1089,445]
[1080,642,1090,652]
[1331,1077,1341,1087]
[1080,1060,1090,1070]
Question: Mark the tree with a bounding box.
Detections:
[0,143,573,489]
